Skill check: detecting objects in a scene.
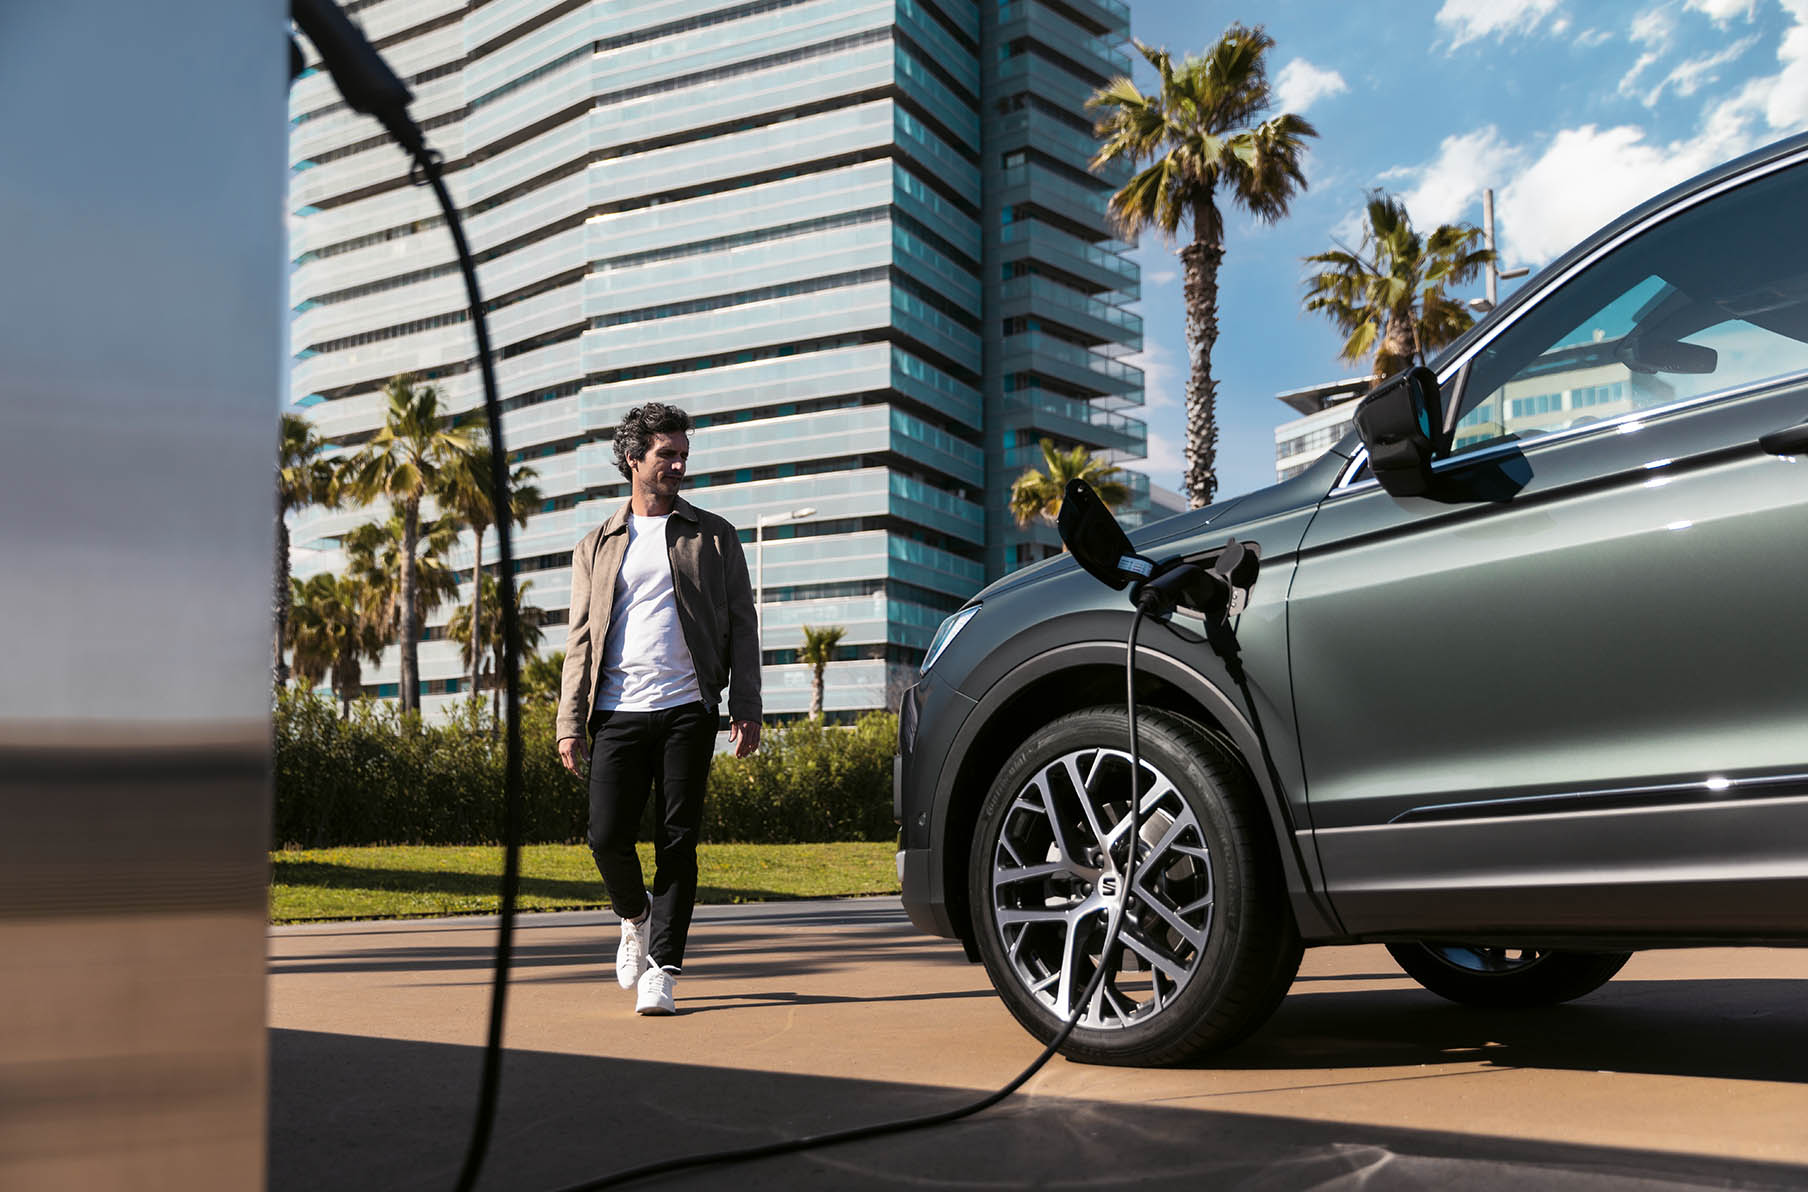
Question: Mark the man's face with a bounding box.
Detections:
[630,431,689,496]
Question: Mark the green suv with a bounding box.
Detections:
[894,134,1808,1066]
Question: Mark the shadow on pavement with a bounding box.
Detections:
[269,1027,1808,1191]
[1217,980,1808,1086]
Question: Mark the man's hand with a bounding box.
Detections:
[558,735,586,777]
[729,719,761,758]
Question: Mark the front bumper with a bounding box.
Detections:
[897,847,956,936]
[893,672,979,940]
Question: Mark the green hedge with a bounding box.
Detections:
[272,688,898,848]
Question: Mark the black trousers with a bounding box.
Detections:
[586,701,717,971]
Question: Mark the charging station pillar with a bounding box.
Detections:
[0,2,287,1187]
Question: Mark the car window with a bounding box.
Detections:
[1447,160,1808,454]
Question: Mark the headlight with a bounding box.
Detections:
[921,604,980,674]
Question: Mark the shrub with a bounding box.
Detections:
[272,689,898,847]
[701,712,899,843]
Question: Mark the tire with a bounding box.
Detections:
[1386,943,1631,1007]
[968,707,1300,1066]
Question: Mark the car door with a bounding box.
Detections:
[1288,153,1808,940]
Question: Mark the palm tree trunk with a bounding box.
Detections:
[399,499,421,716]
[274,494,291,689]
[1179,197,1226,508]
[810,666,824,720]
[1374,308,1418,380]
[469,526,485,707]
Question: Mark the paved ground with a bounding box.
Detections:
[269,899,1808,1190]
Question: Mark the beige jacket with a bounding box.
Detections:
[556,497,761,740]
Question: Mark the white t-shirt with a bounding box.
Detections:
[594,514,703,712]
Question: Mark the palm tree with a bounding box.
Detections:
[799,624,846,721]
[446,575,546,720]
[286,571,385,718]
[275,413,340,688]
[339,374,476,713]
[1009,438,1130,528]
[1304,190,1494,381]
[342,514,463,650]
[437,444,542,705]
[1090,27,1316,507]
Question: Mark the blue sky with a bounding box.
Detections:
[1117,0,1808,501]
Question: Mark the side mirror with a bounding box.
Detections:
[1057,479,1151,591]
[1354,366,1444,498]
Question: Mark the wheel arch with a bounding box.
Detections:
[934,641,1344,954]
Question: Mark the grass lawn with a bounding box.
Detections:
[270,841,899,923]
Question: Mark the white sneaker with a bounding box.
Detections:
[615,902,650,990]
[636,964,677,1015]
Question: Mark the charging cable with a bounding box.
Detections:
[289,6,521,1189]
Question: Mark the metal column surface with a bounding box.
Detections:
[0,2,286,1187]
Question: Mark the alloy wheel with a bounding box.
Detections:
[987,746,1213,1030]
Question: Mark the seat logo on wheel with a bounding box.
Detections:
[1098,875,1119,897]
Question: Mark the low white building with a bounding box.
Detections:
[1272,377,1369,482]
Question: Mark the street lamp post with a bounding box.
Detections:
[1467,188,1532,432]
[1467,188,1531,314]
[754,506,815,638]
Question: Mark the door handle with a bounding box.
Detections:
[1760,421,1808,455]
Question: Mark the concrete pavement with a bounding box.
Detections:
[268,898,1808,1190]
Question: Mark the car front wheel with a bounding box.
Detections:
[1386,943,1631,1007]
[969,707,1300,1066]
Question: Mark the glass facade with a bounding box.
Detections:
[288,0,1145,720]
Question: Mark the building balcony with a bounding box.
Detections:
[995,1,1131,83]
[1002,331,1143,399]
[998,219,1138,296]
[1001,276,1142,348]
[1002,388,1147,458]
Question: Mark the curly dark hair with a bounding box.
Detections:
[611,402,692,480]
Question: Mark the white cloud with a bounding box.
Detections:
[1497,124,1724,262]
[1145,268,1178,286]
[1631,7,1677,47]
[1619,51,1663,98]
[1574,27,1614,48]
[1436,0,1565,48]
[1684,0,1757,21]
[1398,126,1522,230]
[1687,0,1808,136]
[1763,0,1808,130]
[1273,58,1349,115]
[1649,35,1760,102]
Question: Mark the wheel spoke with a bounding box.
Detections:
[1022,773,1091,876]
[994,860,1073,887]
[1069,752,1114,850]
[1103,776,1179,850]
[996,906,1076,927]
[1133,885,1207,948]
[1120,925,1190,984]
[1053,906,1092,1017]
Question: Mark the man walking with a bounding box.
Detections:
[556,402,761,1015]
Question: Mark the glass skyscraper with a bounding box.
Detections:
[288,0,1146,720]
